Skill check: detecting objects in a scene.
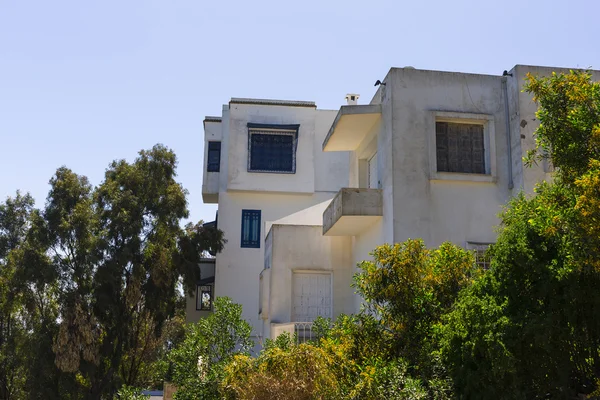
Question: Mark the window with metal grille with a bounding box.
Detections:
[196,284,213,311]
[436,122,485,174]
[207,141,221,172]
[466,242,492,270]
[241,209,261,248]
[247,124,299,173]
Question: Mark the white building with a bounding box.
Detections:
[189,65,600,346]
[188,98,350,347]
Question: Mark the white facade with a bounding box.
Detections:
[192,98,350,347]
[191,65,600,345]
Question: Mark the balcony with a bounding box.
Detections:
[323,188,383,236]
[322,104,381,152]
[202,172,219,203]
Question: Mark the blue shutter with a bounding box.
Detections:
[241,210,261,248]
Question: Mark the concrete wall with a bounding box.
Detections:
[263,224,354,339]
[511,65,600,194]
[314,110,352,192]
[219,106,231,192]
[202,120,222,201]
[385,68,516,247]
[225,104,347,194]
[351,218,384,311]
[213,191,341,340]
[209,101,351,343]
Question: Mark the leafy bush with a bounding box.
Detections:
[168,297,252,400]
[354,240,478,369]
[113,386,149,400]
[221,341,343,400]
[439,70,600,399]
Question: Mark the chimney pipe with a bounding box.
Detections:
[345,93,360,105]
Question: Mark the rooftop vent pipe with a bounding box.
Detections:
[345,93,360,105]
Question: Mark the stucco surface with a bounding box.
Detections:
[261,225,354,340]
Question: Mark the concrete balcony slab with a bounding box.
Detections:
[322,104,381,152]
[323,188,383,236]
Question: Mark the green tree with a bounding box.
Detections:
[354,239,478,368]
[168,297,253,400]
[113,385,150,400]
[439,70,600,399]
[0,191,35,399]
[9,144,224,399]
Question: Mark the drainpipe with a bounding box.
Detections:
[502,76,514,190]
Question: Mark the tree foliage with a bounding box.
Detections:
[439,70,600,399]
[0,191,36,400]
[354,239,478,368]
[168,297,253,400]
[218,238,474,400]
[0,144,224,399]
[220,317,433,400]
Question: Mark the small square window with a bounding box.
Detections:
[430,112,496,183]
[196,284,213,311]
[207,142,221,172]
[241,209,261,248]
[247,124,299,174]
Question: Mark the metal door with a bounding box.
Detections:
[292,273,332,322]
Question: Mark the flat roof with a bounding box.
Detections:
[229,98,316,108]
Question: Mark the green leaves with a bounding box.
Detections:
[353,240,477,365]
[524,70,600,185]
[437,71,600,399]
[169,297,252,400]
[0,144,225,399]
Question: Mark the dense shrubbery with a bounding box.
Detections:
[171,240,473,400]
[438,70,600,399]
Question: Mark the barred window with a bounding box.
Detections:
[466,242,492,270]
[436,122,485,174]
[248,124,299,173]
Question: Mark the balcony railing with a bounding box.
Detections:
[270,321,319,344]
[294,322,315,344]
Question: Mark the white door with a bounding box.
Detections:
[292,273,332,322]
[368,152,378,189]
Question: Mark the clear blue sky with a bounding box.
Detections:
[1,0,598,224]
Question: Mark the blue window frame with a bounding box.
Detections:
[247,123,299,173]
[207,141,221,172]
[241,209,261,248]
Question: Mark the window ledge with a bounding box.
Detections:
[248,169,296,175]
[430,172,496,183]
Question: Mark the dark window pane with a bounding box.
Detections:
[241,209,261,248]
[207,141,221,172]
[436,122,449,172]
[249,133,295,172]
[436,122,485,174]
